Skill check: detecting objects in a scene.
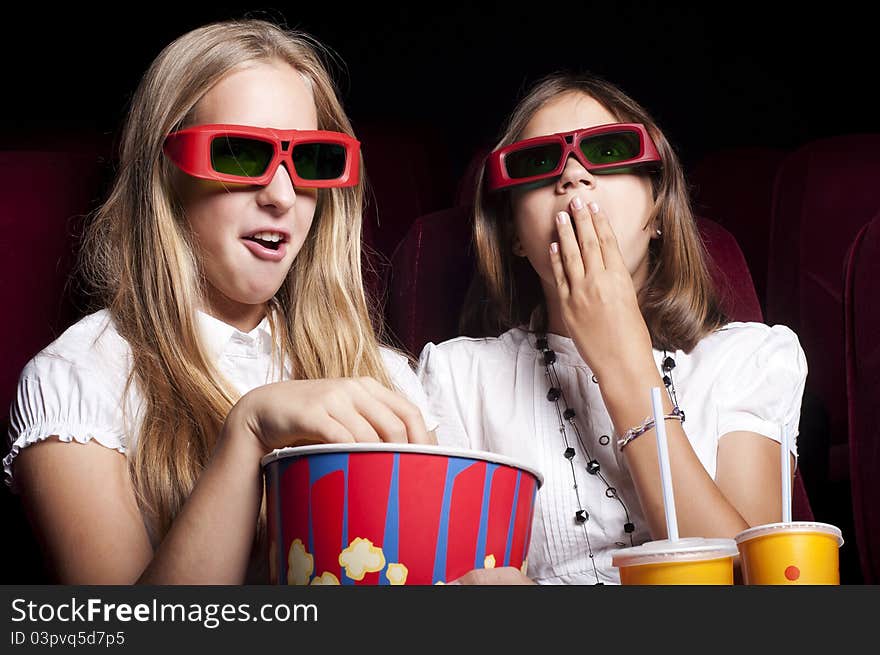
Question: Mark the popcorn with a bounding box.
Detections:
[385,563,408,585]
[338,537,386,581]
[520,558,529,576]
[287,538,314,586]
[434,580,446,585]
[311,572,341,585]
[484,554,496,569]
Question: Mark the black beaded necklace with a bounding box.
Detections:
[533,332,683,585]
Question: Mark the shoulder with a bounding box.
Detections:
[6,311,133,490]
[16,310,134,415]
[685,322,807,407]
[378,345,428,391]
[690,321,804,366]
[415,329,530,403]
[23,309,131,380]
[692,324,808,446]
[418,328,528,369]
[377,346,425,399]
[378,345,414,366]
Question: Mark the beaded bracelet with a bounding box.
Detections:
[617,407,685,451]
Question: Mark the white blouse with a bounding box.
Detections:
[4,309,440,495]
[417,321,807,585]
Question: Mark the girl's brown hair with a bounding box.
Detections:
[462,72,727,352]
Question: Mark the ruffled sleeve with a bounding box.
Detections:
[713,324,807,458]
[416,342,472,450]
[4,354,129,492]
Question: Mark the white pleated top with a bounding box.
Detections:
[417,321,807,584]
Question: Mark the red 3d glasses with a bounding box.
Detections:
[485,123,661,191]
[163,123,360,187]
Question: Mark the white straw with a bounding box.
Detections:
[651,387,679,542]
[781,425,792,523]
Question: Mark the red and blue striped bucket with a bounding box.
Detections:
[262,444,543,585]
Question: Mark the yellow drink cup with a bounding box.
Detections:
[735,522,843,585]
[610,537,739,585]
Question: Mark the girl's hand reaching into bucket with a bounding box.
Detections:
[227,377,435,455]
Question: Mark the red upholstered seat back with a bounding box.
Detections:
[767,135,880,481]
[0,149,108,415]
[690,147,786,310]
[356,120,455,314]
[845,213,880,584]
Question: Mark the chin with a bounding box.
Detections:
[247,289,284,305]
[232,283,286,306]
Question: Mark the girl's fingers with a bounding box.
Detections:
[549,240,569,298]
[327,405,383,443]
[555,211,584,283]
[356,377,432,445]
[569,196,604,272]
[307,415,356,445]
[357,402,408,444]
[588,201,627,272]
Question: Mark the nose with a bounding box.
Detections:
[255,162,297,215]
[555,153,595,192]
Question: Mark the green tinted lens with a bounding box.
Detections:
[291,142,346,181]
[579,131,641,166]
[210,136,274,177]
[505,143,562,179]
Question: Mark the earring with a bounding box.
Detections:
[655,228,662,237]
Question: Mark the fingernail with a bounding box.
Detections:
[550,242,558,254]
[571,196,583,210]
[589,201,600,213]
[556,211,569,224]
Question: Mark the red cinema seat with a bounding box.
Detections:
[767,135,880,484]
[356,120,455,258]
[845,213,880,584]
[0,149,108,418]
[690,147,786,310]
[354,120,456,317]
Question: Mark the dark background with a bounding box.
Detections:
[2,3,877,176]
[1,3,875,583]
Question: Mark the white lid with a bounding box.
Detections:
[260,442,544,488]
[734,521,844,547]
[611,537,739,568]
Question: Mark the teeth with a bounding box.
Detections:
[251,232,283,243]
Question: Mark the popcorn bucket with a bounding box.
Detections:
[262,443,543,585]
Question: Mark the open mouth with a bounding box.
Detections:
[242,232,287,251]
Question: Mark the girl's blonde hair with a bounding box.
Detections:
[462,72,727,351]
[81,19,392,538]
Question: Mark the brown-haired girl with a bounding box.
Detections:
[419,73,805,584]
